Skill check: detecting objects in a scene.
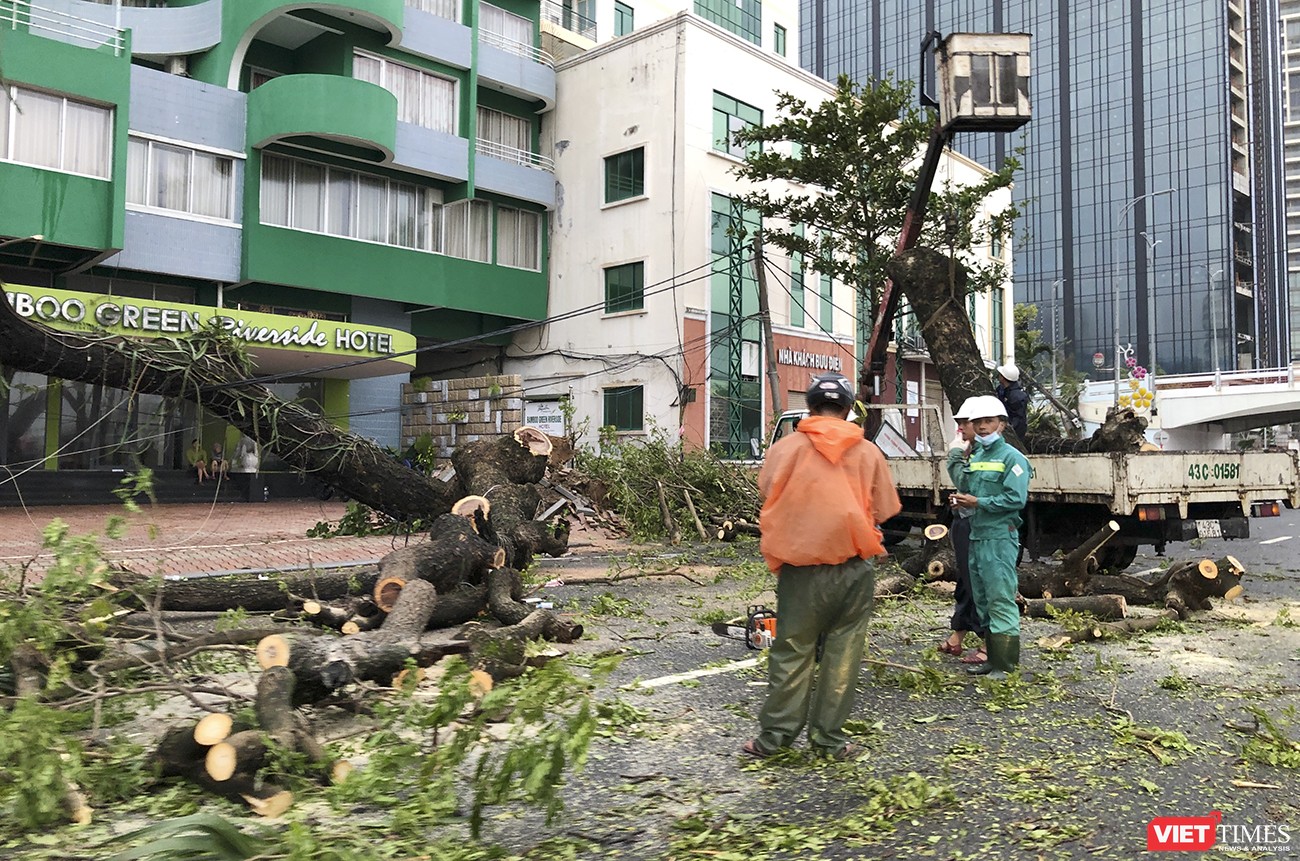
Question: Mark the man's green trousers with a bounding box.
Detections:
[968,536,1021,636]
[756,557,876,755]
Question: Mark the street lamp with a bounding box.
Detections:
[1209,267,1225,373]
[1049,278,1065,396]
[1112,189,1176,406]
[1138,229,1162,407]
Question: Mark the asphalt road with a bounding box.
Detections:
[1130,504,1300,601]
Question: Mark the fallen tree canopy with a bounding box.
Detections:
[886,247,1148,454]
[0,282,461,521]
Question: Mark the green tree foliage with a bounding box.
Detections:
[1013,304,1088,436]
[729,75,1018,332]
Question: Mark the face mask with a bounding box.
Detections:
[975,432,1001,446]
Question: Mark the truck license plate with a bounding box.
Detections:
[1195,519,1223,538]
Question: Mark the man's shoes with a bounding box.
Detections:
[967,634,1019,679]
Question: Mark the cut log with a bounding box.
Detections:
[299,596,383,632]
[257,635,291,670]
[373,577,407,614]
[256,666,326,765]
[874,567,916,597]
[112,566,381,613]
[194,713,235,746]
[1038,610,1177,649]
[452,495,492,526]
[682,489,709,542]
[466,609,584,681]
[485,567,531,627]
[206,730,266,783]
[151,723,210,779]
[925,551,958,582]
[1023,594,1129,621]
[1061,520,1120,577]
[513,426,554,458]
[1016,560,1086,600]
[901,524,951,577]
[376,514,504,594]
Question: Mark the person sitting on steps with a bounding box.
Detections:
[209,441,229,481]
[188,439,210,484]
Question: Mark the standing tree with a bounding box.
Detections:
[729,74,1019,400]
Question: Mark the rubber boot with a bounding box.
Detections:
[984,634,1020,681]
[964,636,998,677]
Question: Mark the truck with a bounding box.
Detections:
[771,406,1300,570]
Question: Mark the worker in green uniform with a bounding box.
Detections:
[947,395,1031,679]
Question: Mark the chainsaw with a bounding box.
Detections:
[711,605,777,650]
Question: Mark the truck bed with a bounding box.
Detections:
[888,449,1300,517]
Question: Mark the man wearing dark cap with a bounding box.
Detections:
[742,374,901,761]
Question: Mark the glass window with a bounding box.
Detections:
[712,92,761,158]
[614,1,633,36]
[498,206,541,270]
[2,86,112,178]
[409,0,459,21]
[444,199,492,262]
[354,52,456,135]
[3,369,47,467]
[774,24,787,57]
[260,154,441,252]
[477,107,532,164]
[481,3,534,47]
[991,287,1005,362]
[790,238,805,327]
[127,136,236,220]
[694,0,760,45]
[603,385,644,431]
[604,147,644,202]
[819,273,833,330]
[604,262,644,313]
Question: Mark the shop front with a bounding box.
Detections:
[1,284,415,505]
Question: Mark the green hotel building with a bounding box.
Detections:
[0,0,554,503]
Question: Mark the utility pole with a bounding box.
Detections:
[752,233,783,421]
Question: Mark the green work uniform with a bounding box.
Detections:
[948,436,1030,636]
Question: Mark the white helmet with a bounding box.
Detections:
[964,395,1008,420]
[953,397,979,420]
[996,363,1020,382]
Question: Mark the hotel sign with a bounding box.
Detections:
[777,346,844,373]
[4,285,413,361]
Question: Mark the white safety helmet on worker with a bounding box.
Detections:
[996,364,1020,382]
[963,395,1007,421]
[953,397,979,420]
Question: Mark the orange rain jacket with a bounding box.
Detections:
[757,415,903,573]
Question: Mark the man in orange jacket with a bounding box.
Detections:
[742,374,902,761]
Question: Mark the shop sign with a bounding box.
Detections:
[4,285,410,359]
[776,346,844,372]
[524,400,566,434]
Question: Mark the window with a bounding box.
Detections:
[712,92,761,158]
[604,262,644,313]
[408,0,459,21]
[498,206,541,270]
[694,0,761,45]
[969,54,1021,108]
[790,237,805,327]
[604,147,644,203]
[260,154,443,252]
[774,24,786,56]
[127,137,236,220]
[481,3,534,49]
[0,85,112,178]
[991,286,1005,362]
[603,385,644,431]
[444,199,492,262]
[819,273,833,330]
[354,52,457,134]
[614,1,634,36]
[248,68,280,90]
[477,106,533,165]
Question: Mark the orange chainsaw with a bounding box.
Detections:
[711,605,778,650]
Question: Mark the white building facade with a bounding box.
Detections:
[512,12,1011,453]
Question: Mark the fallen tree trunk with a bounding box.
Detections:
[1023,594,1129,621]
[1038,611,1177,649]
[111,566,383,613]
[0,288,462,520]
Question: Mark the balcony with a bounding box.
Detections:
[474,140,556,209]
[65,0,221,57]
[475,138,554,171]
[539,0,595,40]
[1,0,126,55]
[246,74,397,159]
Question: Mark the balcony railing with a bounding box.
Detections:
[475,138,555,171]
[539,0,595,40]
[1,0,126,55]
[480,27,554,66]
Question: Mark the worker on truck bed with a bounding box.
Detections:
[995,364,1030,440]
[948,395,1031,680]
[743,373,902,761]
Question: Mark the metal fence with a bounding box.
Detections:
[1,0,126,55]
[539,0,596,40]
[475,137,555,171]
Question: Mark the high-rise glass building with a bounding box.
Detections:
[1280,2,1300,361]
[801,0,1288,375]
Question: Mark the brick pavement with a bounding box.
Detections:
[0,500,418,579]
